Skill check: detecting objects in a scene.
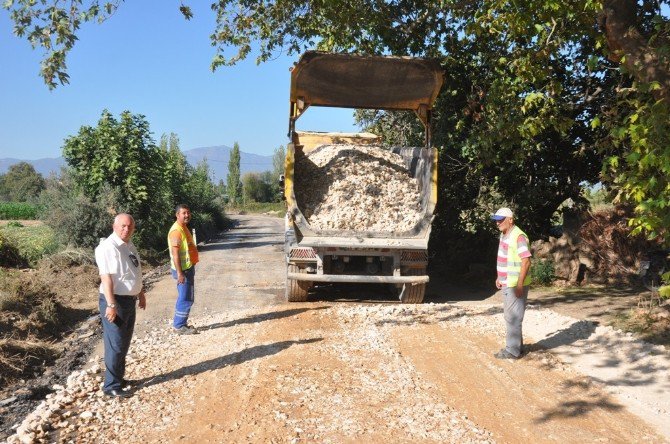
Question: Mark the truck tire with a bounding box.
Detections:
[399,267,426,304]
[286,264,312,302]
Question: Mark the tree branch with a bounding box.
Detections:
[599,0,670,99]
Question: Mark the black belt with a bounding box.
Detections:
[114,294,138,300]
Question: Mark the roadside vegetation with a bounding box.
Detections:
[0,112,287,390]
[226,202,285,215]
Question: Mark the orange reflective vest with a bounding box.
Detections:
[168,222,198,271]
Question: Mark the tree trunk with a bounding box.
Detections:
[599,0,670,100]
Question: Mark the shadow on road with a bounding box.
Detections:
[200,306,330,331]
[527,286,640,319]
[136,338,323,390]
[528,319,599,352]
[534,391,623,424]
[305,279,497,304]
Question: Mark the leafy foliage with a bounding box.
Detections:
[62,110,171,248]
[39,170,122,249]
[63,110,159,205]
[0,162,46,202]
[602,88,670,242]
[241,172,274,203]
[4,0,122,89]
[270,145,286,201]
[530,259,556,286]
[53,113,228,251]
[183,159,228,243]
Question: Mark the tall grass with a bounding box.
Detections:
[226,201,285,215]
[0,224,60,267]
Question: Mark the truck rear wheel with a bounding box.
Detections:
[286,264,312,302]
[399,267,426,304]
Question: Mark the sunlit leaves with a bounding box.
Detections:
[179,4,193,20]
[63,109,159,208]
[4,0,120,88]
[604,81,670,242]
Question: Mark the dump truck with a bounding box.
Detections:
[283,51,443,303]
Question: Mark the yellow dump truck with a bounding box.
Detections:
[283,51,443,303]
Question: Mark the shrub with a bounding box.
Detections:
[0,232,27,267]
[40,172,121,249]
[531,259,555,286]
[0,202,40,220]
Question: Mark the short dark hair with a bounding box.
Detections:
[175,203,190,213]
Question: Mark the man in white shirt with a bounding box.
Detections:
[95,213,146,397]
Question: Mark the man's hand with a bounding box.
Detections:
[105,306,117,322]
[514,285,524,298]
[495,278,502,289]
[177,271,186,284]
[138,291,147,310]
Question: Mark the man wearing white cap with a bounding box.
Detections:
[491,207,531,359]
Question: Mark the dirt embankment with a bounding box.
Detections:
[3,214,670,443]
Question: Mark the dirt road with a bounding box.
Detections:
[7,214,670,443]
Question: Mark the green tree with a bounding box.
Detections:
[272,145,285,178]
[241,172,265,203]
[158,133,227,243]
[184,159,227,242]
[227,142,242,205]
[159,132,190,207]
[62,109,167,248]
[0,162,45,202]
[271,145,286,201]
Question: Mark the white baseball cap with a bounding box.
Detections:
[491,207,513,221]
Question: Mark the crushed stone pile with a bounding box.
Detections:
[294,144,423,232]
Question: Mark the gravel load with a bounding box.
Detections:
[294,144,423,232]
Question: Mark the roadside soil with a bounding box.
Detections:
[3,214,670,443]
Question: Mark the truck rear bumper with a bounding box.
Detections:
[287,273,429,284]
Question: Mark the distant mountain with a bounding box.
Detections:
[0,146,274,183]
[0,157,66,178]
[184,145,274,183]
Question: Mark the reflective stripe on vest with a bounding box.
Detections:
[504,225,531,287]
[168,222,192,271]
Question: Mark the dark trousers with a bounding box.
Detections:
[99,294,137,391]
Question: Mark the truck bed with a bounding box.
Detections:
[284,139,437,249]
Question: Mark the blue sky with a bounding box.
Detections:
[0,2,359,160]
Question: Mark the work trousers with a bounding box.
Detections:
[172,266,195,328]
[99,294,137,392]
[503,286,529,357]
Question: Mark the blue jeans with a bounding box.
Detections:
[99,294,137,392]
[503,286,528,357]
[172,266,195,328]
